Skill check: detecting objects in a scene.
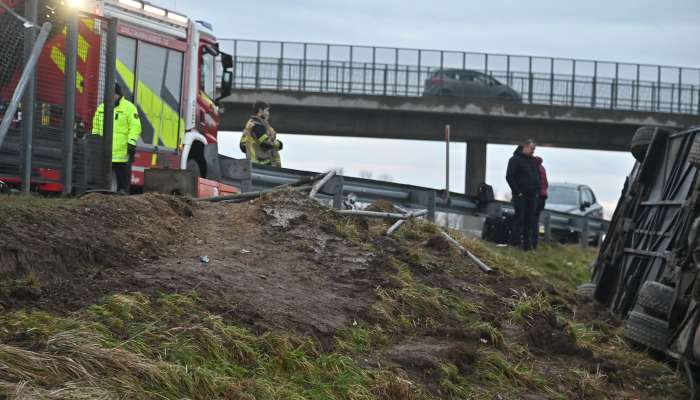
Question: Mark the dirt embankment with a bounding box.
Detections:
[0,191,690,399]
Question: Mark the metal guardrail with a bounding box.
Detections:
[218,38,700,116]
[218,159,610,245]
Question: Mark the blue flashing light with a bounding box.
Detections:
[195,20,213,30]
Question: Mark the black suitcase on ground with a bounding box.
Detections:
[482,214,513,244]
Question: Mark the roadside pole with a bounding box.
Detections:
[62,9,79,195]
[102,18,117,190]
[20,0,38,194]
[444,124,450,203]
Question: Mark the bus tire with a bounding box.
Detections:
[636,281,674,319]
[623,310,670,352]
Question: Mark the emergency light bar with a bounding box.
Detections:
[118,0,142,9]
[113,0,189,25]
[143,3,165,16]
[167,11,188,24]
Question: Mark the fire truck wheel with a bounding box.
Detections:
[623,310,671,352]
[187,158,202,178]
[636,281,675,320]
[576,283,596,301]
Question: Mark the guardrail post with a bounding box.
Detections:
[302,43,307,90]
[417,49,422,95]
[332,175,344,209]
[579,216,589,248]
[255,41,260,88]
[298,60,302,90]
[570,60,576,106]
[609,80,615,110]
[678,68,683,113]
[543,211,552,243]
[506,55,511,86]
[613,62,619,109]
[528,57,533,103]
[371,47,376,93]
[657,66,661,111]
[276,58,283,90]
[340,61,345,93]
[410,189,436,222]
[363,62,367,94]
[394,48,399,95]
[320,60,324,91]
[405,65,409,96]
[349,46,353,93]
[549,58,554,104]
[232,40,237,88]
[635,64,640,109]
[670,84,675,112]
[325,44,330,92]
[591,61,597,107]
[383,65,388,96]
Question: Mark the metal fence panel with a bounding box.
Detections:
[0,1,110,193]
[221,39,700,116]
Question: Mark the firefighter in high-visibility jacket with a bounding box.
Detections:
[239,101,283,167]
[92,83,142,193]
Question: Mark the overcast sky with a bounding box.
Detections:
[167,0,699,217]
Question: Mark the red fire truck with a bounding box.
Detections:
[0,0,233,192]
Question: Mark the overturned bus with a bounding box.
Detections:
[580,124,700,395]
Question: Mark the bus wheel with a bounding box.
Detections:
[623,310,670,352]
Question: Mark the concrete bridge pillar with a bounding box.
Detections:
[466,140,487,198]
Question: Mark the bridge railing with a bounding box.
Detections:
[218,39,700,115]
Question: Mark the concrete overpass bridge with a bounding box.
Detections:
[218,39,700,196]
[220,89,700,196]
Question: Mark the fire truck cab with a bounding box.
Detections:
[99,0,232,188]
[0,0,233,192]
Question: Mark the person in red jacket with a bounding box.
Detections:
[533,156,549,249]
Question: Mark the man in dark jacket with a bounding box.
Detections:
[506,139,540,250]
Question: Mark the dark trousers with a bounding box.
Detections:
[511,194,539,250]
[532,196,547,249]
[113,162,131,193]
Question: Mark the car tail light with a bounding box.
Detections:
[430,76,442,85]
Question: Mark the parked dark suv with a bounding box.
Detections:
[546,183,603,218]
[423,69,522,102]
[545,182,604,244]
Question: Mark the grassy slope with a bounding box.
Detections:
[0,206,688,399]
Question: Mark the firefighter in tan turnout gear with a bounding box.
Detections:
[239,101,283,167]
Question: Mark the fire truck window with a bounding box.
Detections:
[201,52,215,99]
[136,42,168,147]
[163,50,184,147]
[164,50,183,110]
[116,36,136,98]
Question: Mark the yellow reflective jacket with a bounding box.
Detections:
[92,97,142,163]
[240,116,281,167]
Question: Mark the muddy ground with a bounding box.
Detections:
[0,191,691,399]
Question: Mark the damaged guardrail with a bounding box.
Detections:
[217,156,609,246]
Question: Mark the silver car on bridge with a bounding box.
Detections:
[423,68,522,102]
